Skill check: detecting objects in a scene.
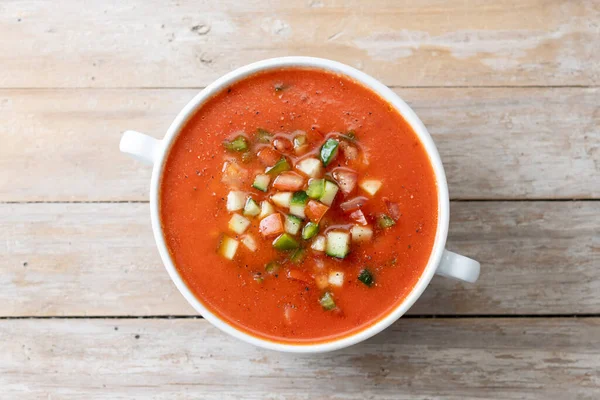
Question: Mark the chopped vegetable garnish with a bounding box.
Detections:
[383,197,401,220]
[257,147,281,166]
[273,172,305,191]
[271,192,292,208]
[305,200,329,223]
[360,179,382,196]
[293,134,308,154]
[226,191,246,212]
[290,248,306,264]
[349,209,368,225]
[296,157,323,178]
[243,198,261,217]
[351,225,373,242]
[306,178,325,199]
[377,214,396,229]
[287,268,311,282]
[289,191,309,218]
[333,169,358,194]
[302,221,319,240]
[272,233,300,251]
[339,196,368,213]
[319,292,336,310]
[344,130,357,141]
[358,269,374,286]
[328,271,344,287]
[255,128,273,143]
[221,160,249,188]
[326,231,350,259]
[320,138,339,166]
[252,174,271,192]
[285,214,303,235]
[241,151,254,163]
[273,137,292,153]
[319,180,339,206]
[311,235,326,252]
[259,213,284,237]
[229,214,251,234]
[339,140,359,161]
[274,82,287,92]
[223,135,249,152]
[259,200,275,219]
[315,274,329,289]
[265,157,291,177]
[241,234,257,252]
[217,235,239,260]
[265,261,280,274]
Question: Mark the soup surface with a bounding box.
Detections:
[160,68,438,343]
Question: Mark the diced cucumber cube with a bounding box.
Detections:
[290,191,309,205]
[271,192,292,208]
[306,178,325,199]
[319,181,339,206]
[289,204,305,218]
[326,231,350,259]
[226,191,246,212]
[272,233,300,251]
[377,214,395,229]
[351,225,373,242]
[285,214,303,235]
[241,234,257,252]
[265,157,291,177]
[319,292,336,310]
[320,139,339,166]
[252,174,271,192]
[259,201,275,219]
[311,235,326,252]
[243,198,261,217]
[328,271,344,287]
[290,248,306,264]
[296,157,323,178]
[228,214,251,234]
[359,179,382,196]
[302,222,319,240]
[218,235,239,260]
[358,269,374,286]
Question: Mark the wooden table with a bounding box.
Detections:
[1,1,599,398]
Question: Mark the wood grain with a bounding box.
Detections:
[1,87,598,202]
[2,201,597,317]
[1,0,598,88]
[1,318,599,399]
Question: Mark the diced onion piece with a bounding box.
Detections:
[295,157,323,178]
[349,209,368,225]
[228,214,251,234]
[360,180,382,196]
[332,169,358,195]
[305,200,329,223]
[226,191,246,212]
[243,198,261,217]
[351,225,373,242]
[319,181,339,206]
[271,192,293,208]
[218,235,239,260]
[259,213,284,237]
[311,235,326,252]
[273,171,305,191]
[241,234,257,252]
[328,271,344,287]
[285,215,302,235]
[315,274,329,289]
[326,231,350,259]
[259,201,275,219]
[339,196,368,213]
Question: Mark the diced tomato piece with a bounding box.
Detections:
[272,172,305,191]
[383,197,401,220]
[332,169,358,194]
[257,147,281,166]
[273,137,292,153]
[287,269,312,283]
[339,196,368,213]
[340,141,359,161]
[221,160,249,188]
[349,209,368,225]
[306,128,324,144]
[259,213,284,237]
[305,200,329,223]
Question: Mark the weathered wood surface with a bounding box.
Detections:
[2,201,598,317]
[1,318,599,399]
[1,0,598,88]
[1,87,598,202]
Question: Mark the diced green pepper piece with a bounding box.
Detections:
[358,269,374,286]
[377,214,396,229]
[255,128,273,144]
[290,248,306,264]
[265,261,280,274]
[265,157,291,177]
[319,292,336,310]
[272,233,300,251]
[306,179,325,199]
[290,191,309,206]
[301,222,319,240]
[320,138,339,166]
[223,135,249,152]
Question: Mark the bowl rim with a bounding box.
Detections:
[149,56,450,353]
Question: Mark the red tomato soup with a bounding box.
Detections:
[160,68,438,343]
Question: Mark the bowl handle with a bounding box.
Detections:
[435,250,480,283]
[119,130,162,165]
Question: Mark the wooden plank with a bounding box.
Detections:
[1,87,598,202]
[1,318,598,399]
[1,0,598,88]
[1,201,598,317]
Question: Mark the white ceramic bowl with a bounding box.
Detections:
[120,57,480,353]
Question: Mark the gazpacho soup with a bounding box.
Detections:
[160,68,438,343]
